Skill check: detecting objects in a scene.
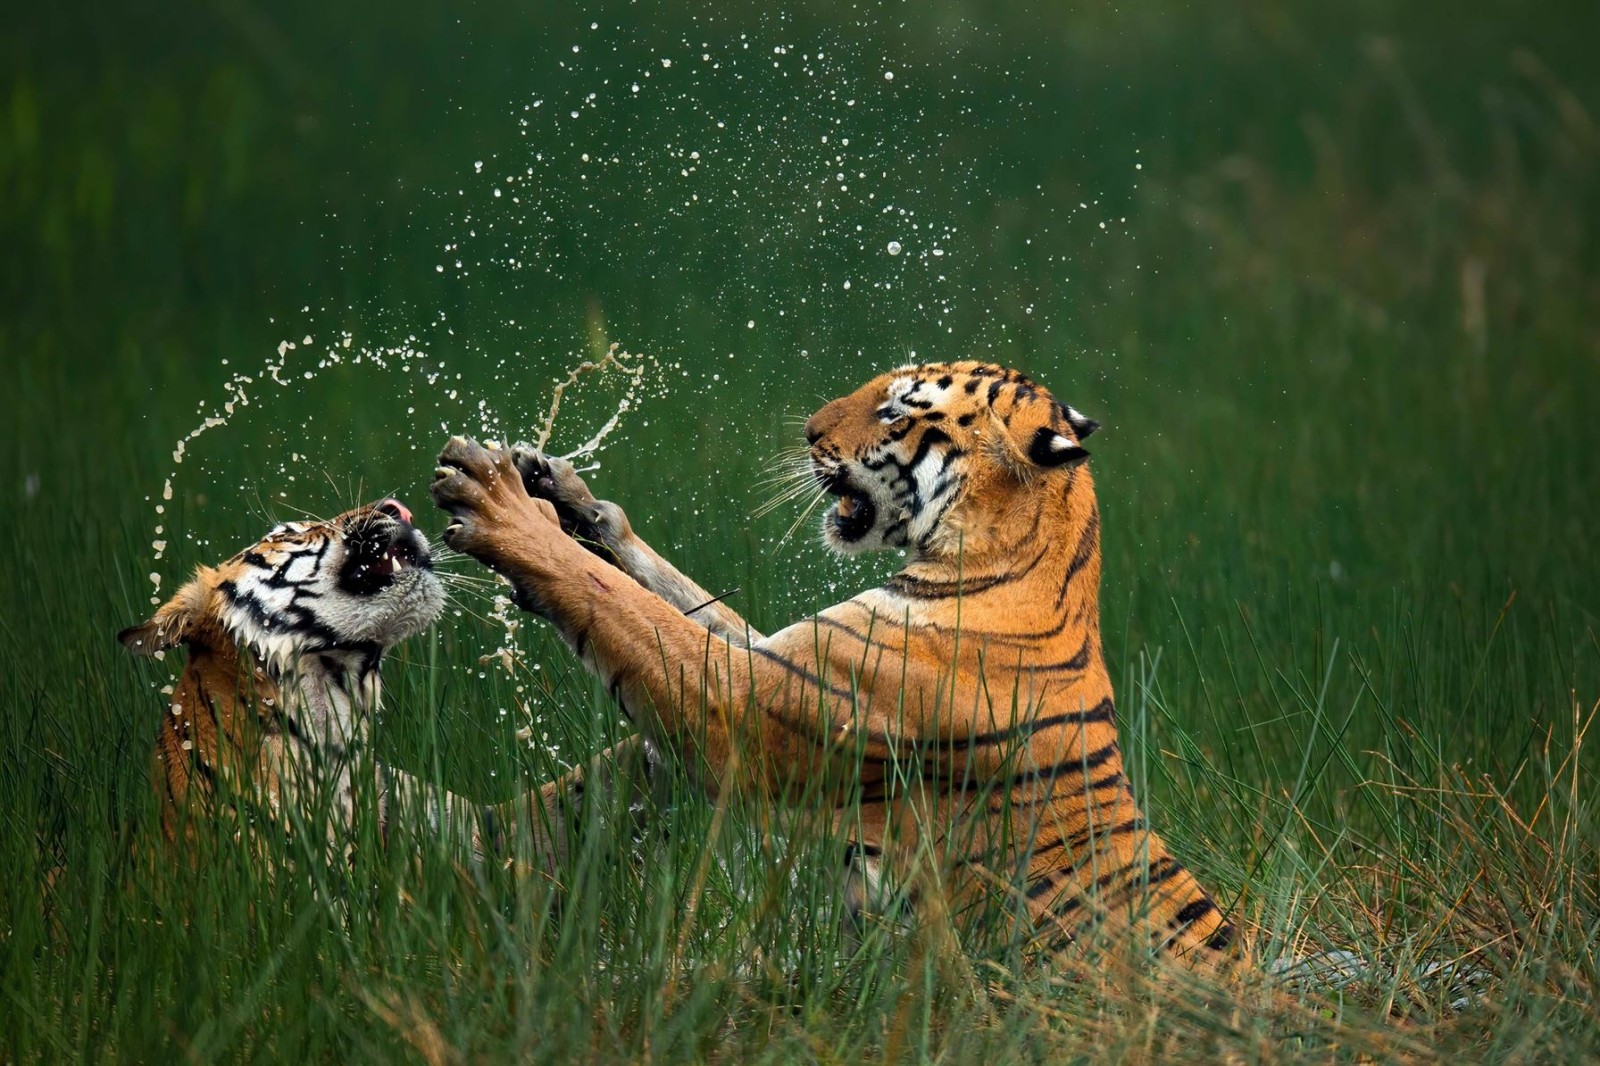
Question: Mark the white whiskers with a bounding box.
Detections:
[751,446,822,520]
[775,483,832,545]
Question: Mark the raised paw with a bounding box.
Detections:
[431,436,563,567]
[508,444,627,551]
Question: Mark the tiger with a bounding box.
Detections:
[429,361,1237,963]
[119,498,455,847]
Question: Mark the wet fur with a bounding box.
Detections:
[122,504,448,845]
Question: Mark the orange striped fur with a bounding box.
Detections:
[120,500,446,844]
[436,362,1235,962]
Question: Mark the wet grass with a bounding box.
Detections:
[3,1,1599,1060]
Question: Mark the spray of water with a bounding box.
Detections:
[145,334,657,758]
[141,21,1123,758]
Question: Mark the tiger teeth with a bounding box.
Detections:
[836,496,858,518]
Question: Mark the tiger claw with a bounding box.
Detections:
[436,435,501,482]
[440,518,468,551]
[509,442,554,496]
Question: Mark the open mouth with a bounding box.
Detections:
[371,542,420,577]
[820,471,876,542]
[340,499,432,594]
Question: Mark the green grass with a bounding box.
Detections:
[4,0,1599,1059]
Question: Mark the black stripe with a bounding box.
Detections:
[1010,740,1120,784]
[912,608,1074,648]
[1029,855,1131,903]
[219,580,344,649]
[953,695,1113,749]
[1027,816,1147,865]
[912,481,963,547]
[1028,633,1094,674]
[1172,897,1216,926]
[750,646,860,704]
[884,542,1049,599]
[1053,509,1100,610]
[957,814,1144,869]
[1143,857,1187,887]
[862,740,1124,806]
[990,768,1126,813]
[811,615,875,645]
[904,426,952,469]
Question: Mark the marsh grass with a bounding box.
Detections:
[5,0,1600,1060]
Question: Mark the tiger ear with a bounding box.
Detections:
[1027,427,1090,468]
[118,620,177,656]
[990,378,1096,472]
[118,573,215,656]
[1062,405,1100,440]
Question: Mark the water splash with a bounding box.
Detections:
[145,333,488,603]
[144,330,658,762]
[534,342,650,461]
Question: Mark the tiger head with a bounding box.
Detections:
[119,499,445,670]
[804,361,1100,558]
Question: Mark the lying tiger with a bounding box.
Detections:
[119,498,459,846]
[431,360,1237,961]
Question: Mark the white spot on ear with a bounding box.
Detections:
[1047,433,1074,452]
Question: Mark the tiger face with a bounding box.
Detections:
[803,361,1100,557]
[121,498,445,664]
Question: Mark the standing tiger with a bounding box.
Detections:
[119,498,457,846]
[431,361,1236,961]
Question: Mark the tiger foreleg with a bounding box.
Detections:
[510,445,760,645]
[433,436,879,796]
[477,733,666,880]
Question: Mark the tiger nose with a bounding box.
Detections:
[804,400,845,445]
[375,498,413,524]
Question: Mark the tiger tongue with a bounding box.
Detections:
[836,495,859,518]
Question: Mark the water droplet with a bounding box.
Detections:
[887,241,902,256]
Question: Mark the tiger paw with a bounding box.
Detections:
[431,436,566,574]
[509,444,630,555]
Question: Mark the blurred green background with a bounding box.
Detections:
[3,0,1598,1059]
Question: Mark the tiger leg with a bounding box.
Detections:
[477,733,666,879]
[510,446,760,645]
